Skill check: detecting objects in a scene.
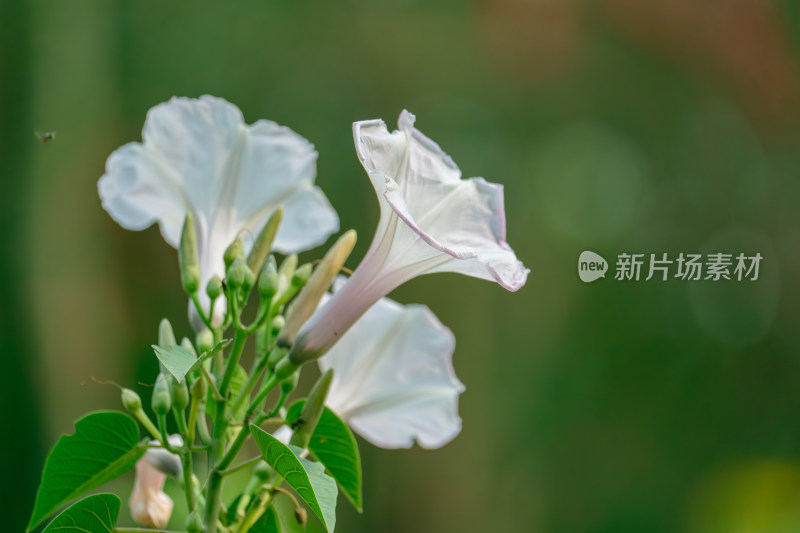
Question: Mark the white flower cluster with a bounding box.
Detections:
[99,96,528,526]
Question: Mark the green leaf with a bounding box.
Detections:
[250,424,338,532]
[153,338,230,382]
[27,412,143,531]
[251,506,282,533]
[287,400,363,512]
[41,493,120,533]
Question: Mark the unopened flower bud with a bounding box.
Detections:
[171,379,189,411]
[179,213,201,294]
[152,373,171,416]
[241,263,256,295]
[271,315,285,337]
[281,230,356,353]
[258,257,279,299]
[190,376,207,400]
[279,254,298,285]
[226,257,246,289]
[247,207,283,275]
[291,263,313,289]
[158,318,176,347]
[224,238,245,270]
[206,274,223,301]
[290,369,333,449]
[186,511,203,533]
[196,329,214,355]
[122,388,142,412]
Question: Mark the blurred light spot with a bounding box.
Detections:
[532,123,649,243]
[688,230,779,347]
[688,461,800,533]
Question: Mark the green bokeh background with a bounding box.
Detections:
[4,1,800,532]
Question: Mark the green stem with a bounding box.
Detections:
[236,489,273,533]
[219,329,247,396]
[132,408,161,441]
[204,470,224,533]
[173,407,188,438]
[196,406,212,446]
[187,395,200,443]
[217,374,280,476]
[228,350,277,417]
[156,413,177,453]
[190,292,213,330]
[201,365,224,402]
[181,449,195,511]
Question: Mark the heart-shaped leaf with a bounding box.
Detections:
[41,493,120,533]
[28,412,143,530]
[250,424,337,532]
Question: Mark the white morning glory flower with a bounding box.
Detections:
[276,284,464,449]
[289,110,528,363]
[319,288,464,449]
[98,95,339,325]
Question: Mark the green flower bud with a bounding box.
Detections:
[290,369,333,449]
[186,511,203,533]
[247,207,283,275]
[226,257,246,289]
[291,263,313,289]
[179,213,201,294]
[172,379,189,411]
[121,388,142,412]
[241,263,256,295]
[152,373,172,416]
[206,274,223,301]
[258,257,279,299]
[271,315,285,336]
[158,318,176,347]
[224,238,245,270]
[190,376,207,400]
[196,329,214,355]
[278,254,298,283]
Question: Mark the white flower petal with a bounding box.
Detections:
[129,456,174,529]
[98,142,187,246]
[99,96,339,327]
[356,110,528,291]
[275,186,340,253]
[290,110,527,362]
[318,292,464,449]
